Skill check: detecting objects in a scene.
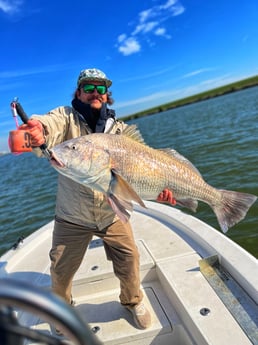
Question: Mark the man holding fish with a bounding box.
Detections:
[19,68,175,332]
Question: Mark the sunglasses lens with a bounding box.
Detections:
[82,84,107,95]
[96,85,107,94]
[83,85,95,93]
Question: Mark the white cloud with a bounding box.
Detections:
[170,5,185,16]
[0,64,71,79]
[162,1,185,16]
[139,9,153,23]
[182,68,216,78]
[116,89,179,109]
[118,37,141,56]
[117,34,127,43]
[200,74,233,86]
[0,0,23,14]
[116,0,185,56]
[118,65,178,83]
[160,0,177,9]
[154,27,171,39]
[132,21,159,35]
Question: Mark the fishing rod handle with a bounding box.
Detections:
[14,101,51,157]
[15,102,29,124]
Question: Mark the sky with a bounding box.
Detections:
[0,0,257,152]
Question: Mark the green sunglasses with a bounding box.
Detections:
[81,84,107,95]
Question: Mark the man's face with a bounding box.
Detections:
[77,81,108,110]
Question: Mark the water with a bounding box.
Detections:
[0,87,257,258]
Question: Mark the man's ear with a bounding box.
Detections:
[76,89,81,98]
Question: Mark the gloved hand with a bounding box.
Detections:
[156,189,176,205]
[19,119,45,147]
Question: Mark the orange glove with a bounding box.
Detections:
[157,189,176,205]
[19,119,45,147]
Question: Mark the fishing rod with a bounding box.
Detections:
[9,99,52,159]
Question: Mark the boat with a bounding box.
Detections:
[0,201,257,345]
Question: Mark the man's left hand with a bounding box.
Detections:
[157,189,176,205]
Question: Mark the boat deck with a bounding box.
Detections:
[0,201,257,344]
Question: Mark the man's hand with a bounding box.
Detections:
[19,119,45,147]
[157,189,176,205]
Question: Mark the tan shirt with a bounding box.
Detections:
[32,106,127,230]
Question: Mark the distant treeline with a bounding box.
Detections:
[120,75,258,121]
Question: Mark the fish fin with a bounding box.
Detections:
[107,195,132,223]
[107,169,146,222]
[213,190,257,233]
[176,199,198,212]
[121,125,146,144]
[159,148,202,176]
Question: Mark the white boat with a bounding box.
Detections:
[0,201,257,345]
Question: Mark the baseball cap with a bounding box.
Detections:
[77,68,112,87]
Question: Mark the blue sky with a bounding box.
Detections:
[0,0,257,152]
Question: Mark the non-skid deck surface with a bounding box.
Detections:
[25,283,188,345]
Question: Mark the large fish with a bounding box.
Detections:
[50,125,257,233]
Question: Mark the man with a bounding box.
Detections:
[20,68,175,331]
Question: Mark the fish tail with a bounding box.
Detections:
[213,190,257,233]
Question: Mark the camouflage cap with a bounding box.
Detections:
[77,68,112,87]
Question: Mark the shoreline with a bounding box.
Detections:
[120,75,258,121]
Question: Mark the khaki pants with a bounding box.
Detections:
[49,217,143,305]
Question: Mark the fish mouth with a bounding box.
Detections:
[50,152,65,168]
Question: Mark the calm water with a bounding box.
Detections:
[0,87,258,258]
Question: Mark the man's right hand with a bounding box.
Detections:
[19,119,45,147]
[157,189,176,205]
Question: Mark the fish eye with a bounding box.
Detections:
[68,143,77,150]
